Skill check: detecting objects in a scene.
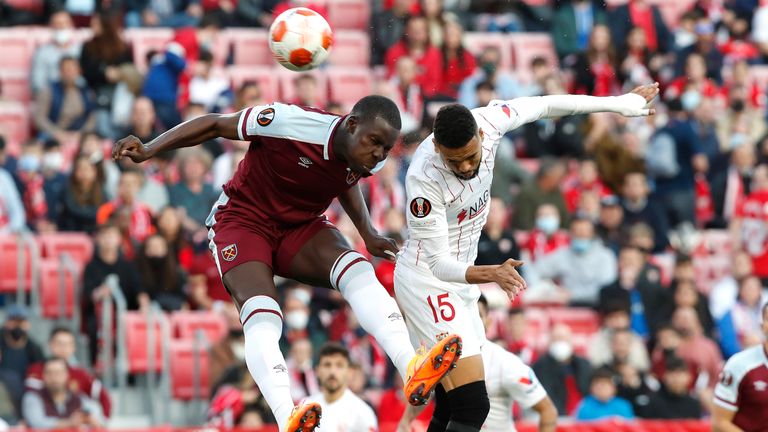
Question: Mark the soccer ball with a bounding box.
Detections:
[269,7,333,71]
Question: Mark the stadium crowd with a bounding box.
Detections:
[0,0,768,429]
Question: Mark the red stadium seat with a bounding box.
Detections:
[125,28,175,72]
[0,69,31,103]
[278,68,328,106]
[0,102,31,156]
[227,66,280,103]
[0,235,33,293]
[0,30,36,71]
[328,31,370,67]
[229,29,273,67]
[327,0,370,30]
[548,307,600,335]
[124,312,167,373]
[508,33,558,82]
[5,0,43,13]
[39,259,76,319]
[326,67,372,107]
[37,232,94,273]
[169,340,210,400]
[462,33,512,70]
[171,311,227,344]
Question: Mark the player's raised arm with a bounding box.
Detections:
[338,183,399,261]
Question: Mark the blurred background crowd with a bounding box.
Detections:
[0,0,768,429]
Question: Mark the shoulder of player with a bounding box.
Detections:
[723,345,767,379]
[245,102,340,140]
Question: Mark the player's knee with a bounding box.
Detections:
[329,250,374,292]
[445,381,490,431]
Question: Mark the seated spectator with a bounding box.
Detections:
[208,365,275,427]
[382,56,423,135]
[0,349,22,425]
[366,161,404,233]
[730,164,768,283]
[588,306,650,373]
[596,195,624,254]
[0,167,25,233]
[82,223,144,364]
[209,304,244,386]
[113,158,170,214]
[673,21,723,85]
[552,0,607,60]
[371,0,413,65]
[511,158,568,231]
[617,26,663,91]
[16,140,49,230]
[124,0,202,27]
[136,234,187,311]
[720,60,764,111]
[21,358,104,428]
[717,275,767,358]
[522,203,569,263]
[77,132,120,200]
[57,155,106,233]
[640,357,702,419]
[621,171,669,253]
[568,25,621,97]
[708,143,758,230]
[563,160,612,214]
[710,249,755,320]
[458,46,528,109]
[716,80,766,149]
[530,217,617,306]
[123,97,163,144]
[672,307,723,390]
[384,14,444,98]
[475,197,520,267]
[31,11,82,96]
[189,50,230,112]
[97,169,156,254]
[280,288,327,359]
[291,74,324,109]
[575,367,634,421]
[664,275,715,337]
[0,305,44,383]
[286,338,318,402]
[666,52,720,100]
[169,148,218,233]
[533,324,592,416]
[437,17,475,99]
[503,308,537,365]
[34,57,95,143]
[25,328,111,418]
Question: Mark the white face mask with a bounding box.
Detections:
[53,29,73,46]
[292,289,311,306]
[549,340,573,362]
[43,152,64,172]
[285,311,309,330]
[231,343,245,362]
[535,215,560,235]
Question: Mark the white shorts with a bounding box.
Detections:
[394,263,486,358]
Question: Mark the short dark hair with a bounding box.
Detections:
[59,55,78,67]
[318,342,351,364]
[591,367,615,383]
[351,95,402,130]
[49,326,74,342]
[475,80,494,93]
[199,49,214,63]
[433,104,477,149]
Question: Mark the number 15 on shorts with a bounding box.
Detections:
[427,293,455,323]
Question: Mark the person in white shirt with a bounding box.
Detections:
[305,343,378,432]
[394,83,659,431]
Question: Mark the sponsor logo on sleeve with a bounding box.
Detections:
[410,197,432,218]
[256,107,276,126]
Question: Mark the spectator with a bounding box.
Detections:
[552,0,607,61]
[291,74,323,109]
[717,275,767,358]
[0,349,22,425]
[384,14,444,98]
[522,203,569,263]
[504,308,537,365]
[730,164,768,283]
[231,0,273,28]
[438,17,475,99]
[665,275,715,337]
[421,0,445,47]
[113,158,170,214]
[640,357,702,419]
[231,81,263,112]
[575,367,634,421]
[511,158,568,231]
[0,305,43,384]
[371,0,414,65]
[753,0,768,61]
[80,12,134,138]
[380,56,424,136]
[189,50,231,112]
[719,16,760,65]
[366,160,404,233]
[124,0,202,27]
[569,25,621,97]
[710,249,755,320]
[476,197,520,267]
[30,11,81,96]
[136,234,187,311]
[82,222,145,364]
[209,304,244,386]
[280,290,327,358]
[672,307,723,390]
[588,307,650,373]
[563,159,612,214]
[716,83,765,151]
[673,21,724,85]
[34,56,95,143]
[608,0,673,54]
[530,217,617,306]
[596,195,624,254]
[96,169,156,253]
[25,327,111,418]
[77,132,120,200]
[16,140,50,230]
[169,147,217,231]
[123,97,163,144]
[57,154,106,233]
[142,43,186,130]
[286,338,318,402]
[458,46,528,109]
[617,26,663,91]
[0,167,26,233]
[666,53,720,101]
[533,323,593,416]
[709,142,757,230]
[21,358,104,428]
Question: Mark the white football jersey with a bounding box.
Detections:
[305,389,378,432]
[399,100,536,273]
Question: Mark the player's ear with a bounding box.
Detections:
[478,128,484,141]
[346,115,359,135]
[432,137,438,152]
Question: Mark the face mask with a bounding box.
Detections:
[662,347,677,358]
[549,340,573,362]
[19,154,41,173]
[231,343,245,362]
[285,311,309,330]
[481,62,497,77]
[681,90,702,112]
[53,29,73,45]
[535,215,559,235]
[730,133,748,150]
[43,152,64,172]
[8,327,25,341]
[292,290,311,306]
[571,238,593,254]
[730,100,746,113]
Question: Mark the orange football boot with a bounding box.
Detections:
[404,334,462,406]
[284,402,322,432]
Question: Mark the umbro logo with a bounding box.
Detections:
[273,364,287,373]
[298,157,313,168]
[388,312,403,321]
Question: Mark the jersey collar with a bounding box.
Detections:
[324,115,347,161]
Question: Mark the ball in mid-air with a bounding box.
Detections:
[269,7,333,71]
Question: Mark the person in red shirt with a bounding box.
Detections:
[570,25,620,97]
[25,327,111,418]
[665,52,721,100]
[95,169,155,259]
[524,204,570,263]
[563,159,612,214]
[385,14,444,98]
[731,164,768,282]
[438,17,476,99]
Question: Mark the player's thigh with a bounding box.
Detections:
[276,219,350,289]
[441,355,485,391]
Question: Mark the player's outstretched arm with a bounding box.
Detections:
[712,404,743,432]
[112,111,242,163]
[533,396,558,432]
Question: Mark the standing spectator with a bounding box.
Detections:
[21,358,103,429]
[136,234,187,311]
[569,25,621,97]
[80,12,134,139]
[189,50,231,112]
[25,327,111,418]
[34,57,95,143]
[617,27,663,91]
[385,14,443,98]
[575,367,634,421]
[608,0,673,54]
[123,97,163,144]
[30,11,81,96]
[511,158,568,231]
[142,44,187,130]
[552,0,607,61]
[0,167,26,234]
[533,324,593,416]
[0,306,44,383]
[476,198,520,267]
[371,0,414,65]
[96,170,156,252]
[640,357,701,419]
[57,155,106,233]
[305,343,378,431]
[437,17,475,99]
[522,203,569,263]
[717,275,767,358]
[709,140,759,231]
[458,47,528,109]
[169,147,218,233]
[731,164,768,283]
[291,74,324,109]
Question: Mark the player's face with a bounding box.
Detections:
[435,130,483,180]
[316,354,349,393]
[347,116,399,175]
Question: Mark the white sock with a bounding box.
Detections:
[240,296,294,430]
[331,251,415,379]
